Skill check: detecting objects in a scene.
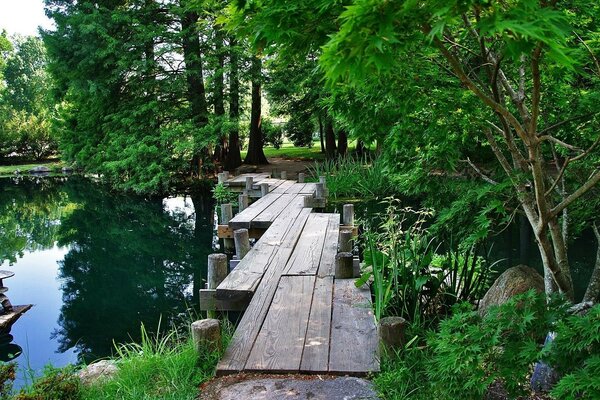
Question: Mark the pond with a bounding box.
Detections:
[0,176,215,386]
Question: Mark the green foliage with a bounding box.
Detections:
[261,118,283,149]
[548,305,600,400]
[0,363,16,397]
[211,182,237,205]
[15,366,81,400]
[427,292,549,399]
[309,156,393,200]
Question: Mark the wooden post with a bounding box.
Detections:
[238,193,249,212]
[379,316,406,352]
[335,252,354,279]
[207,253,228,289]
[298,172,305,183]
[217,172,225,184]
[339,229,353,253]
[223,171,230,181]
[191,319,221,353]
[245,176,253,191]
[234,229,250,260]
[343,204,355,226]
[260,182,270,197]
[280,170,287,180]
[319,175,328,196]
[315,182,325,199]
[220,203,233,224]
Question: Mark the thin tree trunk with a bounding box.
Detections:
[355,140,366,158]
[244,56,268,165]
[318,116,325,153]
[225,37,242,170]
[338,129,348,157]
[583,222,600,303]
[324,119,336,159]
[213,27,227,162]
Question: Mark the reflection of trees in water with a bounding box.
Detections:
[0,177,76,265]
[53,179,215,362]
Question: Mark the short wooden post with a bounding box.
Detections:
[260,182,270,197]
[234,229,250,260]
[207,253,228,289]
[315,182,325,199]
[379,316,407,352]
[298,172,305,183]
[339,229,353,253]
[217,172,225,184]
[343,204,355,226]
[223,171,230,181]
[335,252,354,279]
[319,175,328,196]
[220,203,233,224]
[245,176,254,191]
[191,319,221,353]
[303,195,312,208]
[280,170,287,180]
[238,193,249,212]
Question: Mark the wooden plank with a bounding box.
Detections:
[284,183,307,195]
[251,178,285,191]
[217,208,312,374]
[329,280,379,375]
[300,182,318,195]
[217,205,310,299]
[271,179,295,193]
[199,289,247,311]
[285,213,330,275]
[318,215,341,277]
[300,276,334,372]
[245,275,316,372]
[217,225,263,239]
[252,194,303,229]
[229,192,284,229]
[226,173,270,186]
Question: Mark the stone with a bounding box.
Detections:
[29,166,50,174]
[201,376,378,400]
[191,319,221,353]
[78,360,118,385]
[478,265,544,316]
[531,332,560,393]
[379,316,407,352]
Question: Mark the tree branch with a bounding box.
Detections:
[464,157,499,185]
[552,169,600,217]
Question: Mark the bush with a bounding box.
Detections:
[262,118,284,149]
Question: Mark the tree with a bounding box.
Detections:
[320,0,600,301]
[244,55,268,164]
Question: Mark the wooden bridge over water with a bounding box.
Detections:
[200,172,379,377]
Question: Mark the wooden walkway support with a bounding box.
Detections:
[206,173,378,377]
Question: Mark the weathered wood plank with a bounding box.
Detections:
[284,183,307,195]
[199,289,248,311]
[329,280,379,375]
[245,275,316,372]
[216,225,263,239]
[318,215,341,277]
[226,173,270,186]
[300,182,318,195]
[300,276,334,372]
[251,178,285,191]
[271,179,295,193]
[252,194,303,229]
[285,213,330,275]
[217,208,312,374]
[229,192,284,229]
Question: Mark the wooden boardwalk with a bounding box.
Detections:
[207,173,379,377]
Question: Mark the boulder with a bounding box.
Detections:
[29,166,51,174]
[478,265,544,316]
[78,360,118,386]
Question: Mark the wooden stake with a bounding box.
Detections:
[281,170,287,180]
[245,176,253,191]
[343,204,355,226]
[260,182,269,197]
[220,203,233,224]
[315,183,325,199]
[339,229,353,253]
[217,173,225,184]
[207,253,228,289]
[191,319,221,353]
[335,252,354,279]
[223,171,230,181]
[298,172,305,183]
[378,316,406,352]
[234,229,251,259]
[238,193,249,212]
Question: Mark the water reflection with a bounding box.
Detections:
[0,176,215,381]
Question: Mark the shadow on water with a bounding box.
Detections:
[0,176,215,383]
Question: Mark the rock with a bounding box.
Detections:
[78,360,118,385]
[235,165,257,174]
[191,319,221,353]
[29,166,51,174]
[531,332,560,393]
[478,265,544,316]
[201,376,378,400]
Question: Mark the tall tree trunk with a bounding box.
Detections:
[244,56,268,165]
[318,116,325,153]
[324,119,336,159]
[583,222,600,303]
[180,5,209,174]
[225,37,242,170]
[213,26,227,162]
[338,129,348,157]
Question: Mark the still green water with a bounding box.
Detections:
[0,176,215,384]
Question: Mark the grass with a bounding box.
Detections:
[0,159,65,177]
[5,321,228,400]
[241,140,325,161]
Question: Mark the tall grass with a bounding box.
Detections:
[309,156,393,199]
